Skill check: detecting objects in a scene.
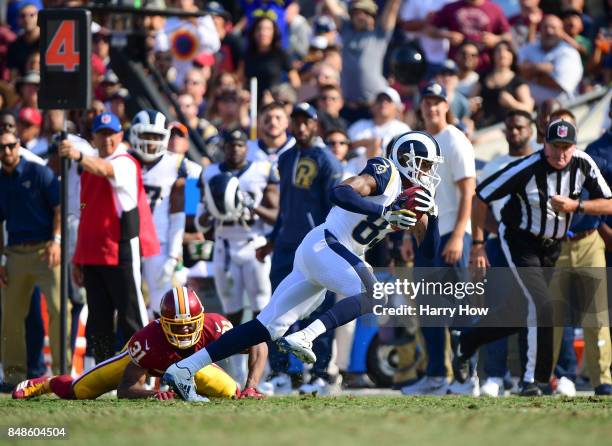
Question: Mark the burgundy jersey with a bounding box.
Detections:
[126,313,233,376]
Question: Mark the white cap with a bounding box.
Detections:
[376,86,403,110]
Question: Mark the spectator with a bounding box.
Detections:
[14,70,38,111]
[325,128,351,165]
[183,68,208,118]
[177,93,219,162]
[268,83,298,118]
[475,41,534,128]
[0,21,16,82]
[454,41,480,98]
[238,0,294,47]
[16,107,42,153]
[509,0,543,47]
[560,8,592,69]
[206,87,250,133]
[325,0,402,122]
[241,16,300,99]
[155,0,220,87]
[286,3,311,60]
[168,121,202,179]
[192,52,215,90]
[348,86,410,163]
[0,129,62,385]
[399,0,454,75]
[204,2,242,74]
[92,24,111,67]
[434,60,473,131]
[534,98,561,146]
[316,84,348,134]
[108,88,129,129]
[402,82,476,396]
[313,15,339,47]
[29,109,64,159]
[97,70,121,103]
[59,112,159,364]
[6,2,39,77]
[428,0,512,73]
[518,14,583,105]
[247,101,295,164]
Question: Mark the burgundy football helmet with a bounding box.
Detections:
[159,286,205,349]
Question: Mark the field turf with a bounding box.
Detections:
[1,396,612,446]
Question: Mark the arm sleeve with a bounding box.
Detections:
[419,215,440,260]
[330,184,385,218]
[358,157,394,196]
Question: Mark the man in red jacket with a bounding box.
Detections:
[59,112,159,364]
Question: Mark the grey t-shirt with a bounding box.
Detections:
[340,21,392,103]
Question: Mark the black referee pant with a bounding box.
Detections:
[82,239,148,364]
[460,226,561,384]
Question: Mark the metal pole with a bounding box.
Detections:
[59,112,69,375]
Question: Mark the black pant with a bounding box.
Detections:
[461,226,561,383]
[83,240,146,363]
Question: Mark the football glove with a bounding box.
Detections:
[382,207,418,230]
[239,387,264,399]
[154,390,176,400]
[157,257,178,286]
[414,187,438,217]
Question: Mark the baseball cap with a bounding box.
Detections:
[92,112,122,133]
[438,59,459,76]
[223,128,248,145]
[101,70,120,85]
[16,70,40,86]
[310,35,329,51]
[291,102,318,121]
[204,1,231,21]
[546,119,577,145]
[194,51,215,68]
[349,0,378,16]
[18,107,42,127]
[420,82,448,102]
[314,15,336,35]
[169,121,188,137]
[376,86,403,109]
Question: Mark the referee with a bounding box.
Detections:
[455,119,612,396]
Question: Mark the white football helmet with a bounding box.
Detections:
[129,109,170,162]
[386,131,444,189]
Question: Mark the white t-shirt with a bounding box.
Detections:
[399,0,453,64]
[518,40,583,105]
[348,119,411,155]
[108,148,138,216]
[18,147,45,165]
[432,125,476,236]
[457,71,479,98]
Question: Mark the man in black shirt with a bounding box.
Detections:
[7,2,40,77]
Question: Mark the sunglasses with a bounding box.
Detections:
[0,142,18,150]
[326,139,349,146]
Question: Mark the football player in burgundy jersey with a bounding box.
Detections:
[12,287,268,401]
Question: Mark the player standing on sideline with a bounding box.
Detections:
[128,110,187,318]
[197,129,277,389]
[12,287,268,400]
[246,102,296,164]
[163,131,443,401]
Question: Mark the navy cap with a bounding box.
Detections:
[291,102,318,121]
[314,15,336,34]
[93,112,122,133]
[420,82,447,102]
[546,119,577,145]
[223,128,248,145]
[204,1,231,20]
[438,59,458,76]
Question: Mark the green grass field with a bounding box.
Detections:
[1,396,612,446]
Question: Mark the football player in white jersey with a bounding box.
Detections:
[129,109,188,317]
[163,131,443,401]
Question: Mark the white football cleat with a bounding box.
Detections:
[277,332,317,364]
[162,364,209,402]
[401,376,449,396]
[480,377,504,397]
[448,376,480,397]
[258,373,293,396]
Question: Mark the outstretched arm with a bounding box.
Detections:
[244,342,268,390]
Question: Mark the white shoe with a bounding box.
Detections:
[555,376,576,397]
[299,377,341,396]
[162,364,209,402]
[448,376,480,397]
[277,332,317,364]
[401,376,449,396]
[258,373,293,396]
[480,377,504,397]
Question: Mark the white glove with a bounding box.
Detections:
[240,191,256,210]
[414,187,438,217]
[157,257,178,287]
[382,208,418,230]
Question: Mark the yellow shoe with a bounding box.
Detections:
[12,377,51,399]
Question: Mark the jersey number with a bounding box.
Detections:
[129,341,146,363]
[352,216,388,246]
[46,21,80,71]
[144,185,162,212]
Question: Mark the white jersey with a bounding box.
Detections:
[138,151,187,245]
[246,137,296,164]
[322,157,402,257]
[203,160,278,241]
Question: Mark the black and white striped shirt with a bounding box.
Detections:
[477,150,612,240]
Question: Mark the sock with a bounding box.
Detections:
[177,319,271,375]
[300,319,327,343]
[49,375,75,399]
[318,295,363,332]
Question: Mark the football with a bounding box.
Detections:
[397,185,426,221]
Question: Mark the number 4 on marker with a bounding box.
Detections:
[46,21,79,71]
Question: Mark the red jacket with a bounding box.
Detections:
[73,153,159,265]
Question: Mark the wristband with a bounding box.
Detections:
[53,234,61,244]
[577,199,585,213]
[472,240,485,246]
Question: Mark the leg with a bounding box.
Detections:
[83,266,116,363]
[25,288,46,378]
[194,364,239,399]
[70,351,132,399]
